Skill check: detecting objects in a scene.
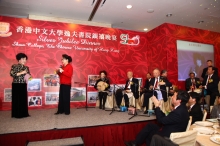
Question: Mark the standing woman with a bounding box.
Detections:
[94,70,110,110]
[10,53,31,118]
[55,54,73,115]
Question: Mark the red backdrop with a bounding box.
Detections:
[0,16,220,111]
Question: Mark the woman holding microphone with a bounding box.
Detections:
[55,54,73,115]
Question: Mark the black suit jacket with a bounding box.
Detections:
[124,78,139,99]
[155,104,189,137]
[201,67,218,79]
[189,103,203,124]
[144,78,151,89]
[185,77,200,91]
[149,76,172,102]
[202,74,219,93]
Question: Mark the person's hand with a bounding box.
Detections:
[159,81,165,85]
[20,70,27,75]
[59,68,64,73]
[199,85,203,89]
[125,90,131,93]
[149,85,153,90]
[151,96,160,107]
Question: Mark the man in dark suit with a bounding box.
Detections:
[124,90,189,146]
[188,92,203,124]
[201,60,218,79]
[185,72,201,91]
[116,71,139,108]
[140,73,151,95]
[143,69,172,114]
[200,66,219,107]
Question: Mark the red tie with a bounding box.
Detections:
[154,78,158,89]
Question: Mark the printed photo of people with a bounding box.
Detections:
[4,88,12,102]
[87,92,98,103]
[45,92,59,105]
[136,78,143,87]
[27,79,41,92]
[28,96,42,106]
[109,84,125,96]
[70,87,86,102]
[88,75,100,87]
[44,74,60,87]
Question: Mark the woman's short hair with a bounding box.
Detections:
[176,90,190,104]
[62,54,72,63]
[161,70,167,75]
[99,70,107,76]
[16,53,28,61]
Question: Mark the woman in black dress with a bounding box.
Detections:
[94,70,110,110]
[10,53,31,118]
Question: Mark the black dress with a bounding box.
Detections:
[10,64,30,118]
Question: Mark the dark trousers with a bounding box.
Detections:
[134,123,161,146]
[208,91,219,106]
[98,92,108,108]
[57,84,71,114]
[143,91,157,109]
[116,93,129,107]
[12,83,29,118]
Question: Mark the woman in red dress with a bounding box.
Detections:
[55,54,73,115]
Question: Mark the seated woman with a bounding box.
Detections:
[210,96,220,118]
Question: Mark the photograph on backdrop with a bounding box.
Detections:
[109,84,125,96]
[87,92,98,103]
[27,79,41,92]
[28,96,42,107]
[88,75,100,87]
[177,40,214,80]
[4,88,12,102]
[43,74,60,87]
[70,87,86,102]
[45,92,59,105]
[136,77,143,87]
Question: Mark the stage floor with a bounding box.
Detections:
[0,108,156,134]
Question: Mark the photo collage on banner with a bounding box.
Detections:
[88,75,99,87]
[87,92,98,104]
[70,87,86,102]
[28,96,42,107]
[4,88,12,102]
[27,79,42,92]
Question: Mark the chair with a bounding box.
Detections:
[202,110,207,121]
[170,130,197,146]
[186,116,192,131]
[150,134,179,146]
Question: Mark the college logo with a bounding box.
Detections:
[0,22,12,37]
[120,34,140,46]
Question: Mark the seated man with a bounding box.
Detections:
[140,72,151,95]
[210,96,220,118]
[116,71,139,108]
[188,92,203,124]
[143,68,172,114]
[201,60,218,79]
[124,90,190,146]
[199,66,219,108]
[185,72,201,91]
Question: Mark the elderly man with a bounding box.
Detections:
[142,68,172,114]
[124,90,189,146]
[185,72,201,91]
[116,71,139,108]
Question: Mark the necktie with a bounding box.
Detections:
[206,75,210,85]
[154,78,158,89]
